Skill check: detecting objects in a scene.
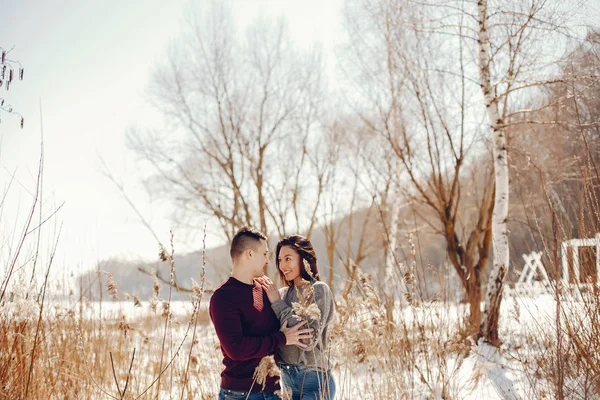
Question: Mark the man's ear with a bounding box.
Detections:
[245,248,253,259]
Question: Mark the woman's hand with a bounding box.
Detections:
[255,275,281,304]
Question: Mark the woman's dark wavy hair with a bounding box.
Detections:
[275,234,320,287]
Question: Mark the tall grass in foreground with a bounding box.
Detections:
[0,228,220,399]
[0,150,221,399]
[0,287,221,399]
[1,250,474,399]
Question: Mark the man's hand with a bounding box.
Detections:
[255,276,281,304]
[280,320,313,348]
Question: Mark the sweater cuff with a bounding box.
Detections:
[271,299,288,319]
[275,330,286,347]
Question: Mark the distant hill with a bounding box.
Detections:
[79,206,456,302]
[79,243,232,301]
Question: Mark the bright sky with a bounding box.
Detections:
[0,0,344,277]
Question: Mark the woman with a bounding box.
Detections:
[256,235,336,400]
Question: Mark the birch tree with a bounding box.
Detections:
[343,0,594,339]
[475,0,509,345]
[468,0,597,344]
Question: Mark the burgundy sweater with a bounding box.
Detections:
[209,277,286,392]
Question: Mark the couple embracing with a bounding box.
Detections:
[209,227,336,400]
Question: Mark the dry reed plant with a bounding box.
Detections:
[0,223,220,400]
[329,262,473,399]
[252,355,281,391]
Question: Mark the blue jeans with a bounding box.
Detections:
[279,364,336,400]
[218,388,281,400]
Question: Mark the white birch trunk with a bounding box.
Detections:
[476,0,511,344]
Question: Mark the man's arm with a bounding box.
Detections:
[209,291,286,361]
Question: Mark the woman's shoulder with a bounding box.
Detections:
[312,281,333,297]
[312,280,331,289]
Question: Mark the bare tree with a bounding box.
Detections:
[342,0,495,329]
[475,0,510,346]
[473,0,592,344]
[317,118,383,294]
[129,5,330,273]
[344,0,596,342]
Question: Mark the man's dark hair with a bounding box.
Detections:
[230,226,267,260]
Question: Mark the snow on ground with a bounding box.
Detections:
[38,288,595,399]
[331,288,587,399]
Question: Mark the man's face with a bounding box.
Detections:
[250,239,270,277]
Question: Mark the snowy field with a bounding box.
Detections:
[16,285,588,400]
[3,277,596,399]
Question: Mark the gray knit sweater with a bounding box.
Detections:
[270,281,335,371]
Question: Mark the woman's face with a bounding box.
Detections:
[278,245,301,282]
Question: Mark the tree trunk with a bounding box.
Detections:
[476,0,510,345]
[256,151,270,275]
[467,272,482,331]
[445,213,489,331]
[324,224,336,292]
[384,195,401,323]
[479,130,509,345]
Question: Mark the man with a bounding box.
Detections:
[210,226,312,400]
